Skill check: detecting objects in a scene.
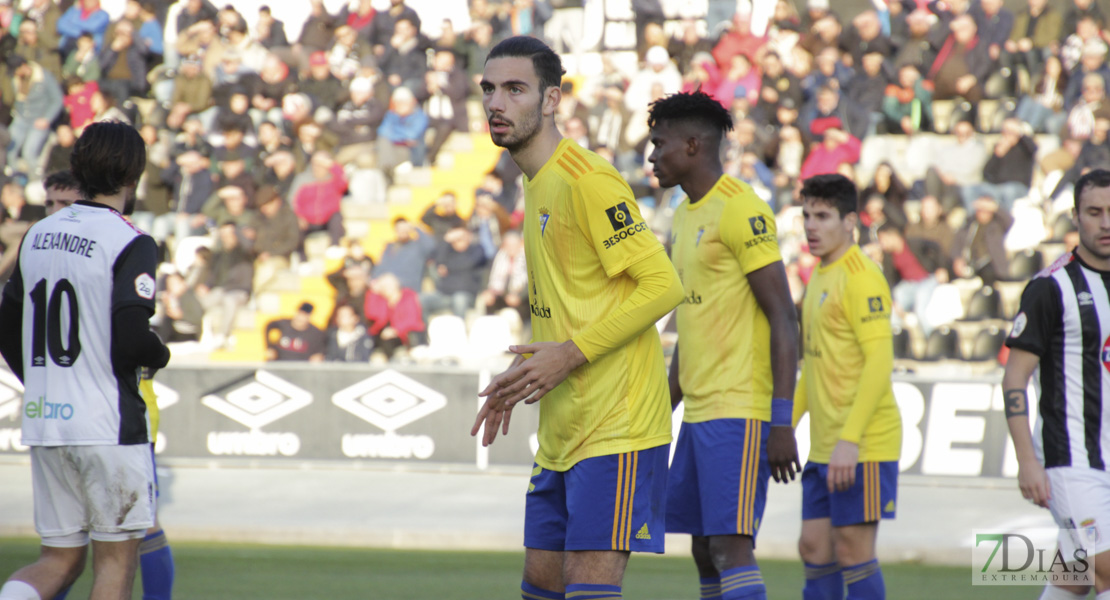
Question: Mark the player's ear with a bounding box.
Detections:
[685,135,699,156]
[542,84,561,117]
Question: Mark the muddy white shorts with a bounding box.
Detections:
[1047,466,1110,560]
[30,445,154,547]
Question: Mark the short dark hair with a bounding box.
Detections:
[1075,169,1110,210]
[70,121,146,201]
[647,90,734,136]
[875,222,903,237]
[44,170,81,193]
[486,36,565,94]
[800,173,859,218]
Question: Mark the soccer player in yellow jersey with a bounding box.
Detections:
[469,37,684,600]
[645,90,799,600]
[794,174,902,600]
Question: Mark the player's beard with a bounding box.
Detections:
[122,185,137,216]
[490,98,543,153]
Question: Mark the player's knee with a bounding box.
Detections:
[832,536,871,567]
[41,546,86,585]
[707,535,755,571]
[798,531,829,564]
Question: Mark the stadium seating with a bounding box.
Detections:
[961,286,1002,322]
[966,326,1007,362]
[921,327,960,361]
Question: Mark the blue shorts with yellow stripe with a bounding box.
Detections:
[801,461,898,526]
[524,444,668,553]
[665,419,770,538]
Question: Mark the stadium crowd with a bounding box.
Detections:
[0,0,1094,364]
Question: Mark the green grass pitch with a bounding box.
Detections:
[0,538,1023,599]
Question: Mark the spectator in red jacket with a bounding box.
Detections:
[799,118,861,180]
[293,150,347,252]
[364,273,425,360]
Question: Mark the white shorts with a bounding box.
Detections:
[1047,466,1110,559]
[31,445,155,547]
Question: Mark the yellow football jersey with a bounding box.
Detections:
[672,175,782,423]
[522,139,672,471]
[799,245,901,463]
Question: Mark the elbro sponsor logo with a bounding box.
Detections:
[24,397,74,420]
[333,370,447,460]
[201,371,312,457]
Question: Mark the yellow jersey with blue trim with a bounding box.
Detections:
[522,138,672,472]
[800,245,901,463]
[672,175,781,423]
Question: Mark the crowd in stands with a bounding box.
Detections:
[0,0,1095,365]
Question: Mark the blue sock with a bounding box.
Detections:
[843,559,883,600]
[564,583,621,599]
[139,529,174,600]
[699,575,722,600]
[54,587,71,600]
[521,581,564,600]
[804,562,844,600]
[720,565,766,600]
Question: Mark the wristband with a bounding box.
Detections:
[771,397,793,426]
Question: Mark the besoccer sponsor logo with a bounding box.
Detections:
[202,371,311,457]
[0,370,27,452]
[605,202,633,231]
[862,296,888,323]
[972,528,1093,586]
[333,370,447,460]
[749,216,767,235]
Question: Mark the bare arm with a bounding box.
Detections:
[1002,347,1049,507]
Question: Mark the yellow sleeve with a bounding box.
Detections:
[572,249,684,362]
[840,336,894,444]
[720,199,781,275]
[792,367,808,428]
[844,268,894,344]
[572,171,661,278]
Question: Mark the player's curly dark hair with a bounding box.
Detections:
[70,121,145,201]
[800,174,859,219]
[647,90,734,135]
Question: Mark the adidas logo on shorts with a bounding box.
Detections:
[635,524,651,540]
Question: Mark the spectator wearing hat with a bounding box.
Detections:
[6,55,62,175]
[57,0,109,55]
[325,304,374,363]
[255,5,288,50]
[377,86,428,173]
[265,302,326,362]
[300,50,344,111]
[798,119,861,180]
[333,76,386,167]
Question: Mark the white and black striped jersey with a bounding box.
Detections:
[1006,251,1110,470]
[2,201,158,446]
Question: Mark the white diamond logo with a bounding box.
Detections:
[0,370,24,421]
[152,380,178,411]
[332,370,446,432]
[202,371,312,430]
